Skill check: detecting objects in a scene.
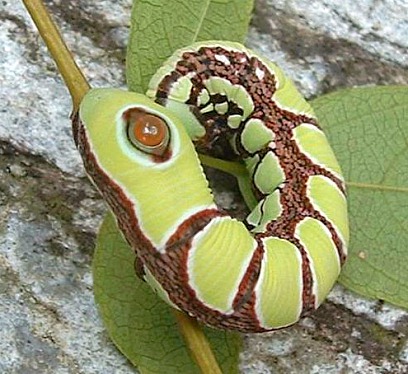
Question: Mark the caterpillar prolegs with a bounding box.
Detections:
[73,41,348,332]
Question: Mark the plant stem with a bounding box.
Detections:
[22,0,90,112]
[23,1,224,373]
[198,154,248,178]
[174,311,223,374]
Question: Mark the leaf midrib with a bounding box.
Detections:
[346,181,408,193]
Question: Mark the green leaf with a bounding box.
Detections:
[312,86,408,309]
[126,0,255,93]
[93,212,242,373]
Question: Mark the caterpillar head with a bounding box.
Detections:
[74,88,213,251]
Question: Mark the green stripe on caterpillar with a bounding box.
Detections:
[72,41,348,332]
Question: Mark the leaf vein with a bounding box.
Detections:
[346,182,408,193]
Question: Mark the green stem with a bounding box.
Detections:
[22,0,90,111]
[198,154,247,178]
[23,1,224,373]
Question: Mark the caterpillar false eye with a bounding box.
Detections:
[124,108,170,156]
[74,41,348,333]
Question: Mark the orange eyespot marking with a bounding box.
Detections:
[124,108,170,158]
[133,114,167,147]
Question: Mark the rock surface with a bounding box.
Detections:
[1,0,407,373]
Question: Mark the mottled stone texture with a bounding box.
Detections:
[0,0,407,373]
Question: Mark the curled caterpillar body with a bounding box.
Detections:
[73,42,348,332]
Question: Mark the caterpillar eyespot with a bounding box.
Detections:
[73,41,349,333]
[124,107,170,157]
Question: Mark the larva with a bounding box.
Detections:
[73,41,348,332]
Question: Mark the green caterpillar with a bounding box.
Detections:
[73,41,348,332]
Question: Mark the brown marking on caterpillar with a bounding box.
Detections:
[155,212,267,332]
[152,45,347,317]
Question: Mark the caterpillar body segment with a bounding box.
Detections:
[74,42,348,332]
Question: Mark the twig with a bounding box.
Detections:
[174,311,223,374]
[22,0,90,111]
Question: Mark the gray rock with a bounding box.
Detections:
[1,0,407,373]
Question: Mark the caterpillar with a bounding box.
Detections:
[72,41,349,333]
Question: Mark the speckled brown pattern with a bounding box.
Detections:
[154,45,347,323]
